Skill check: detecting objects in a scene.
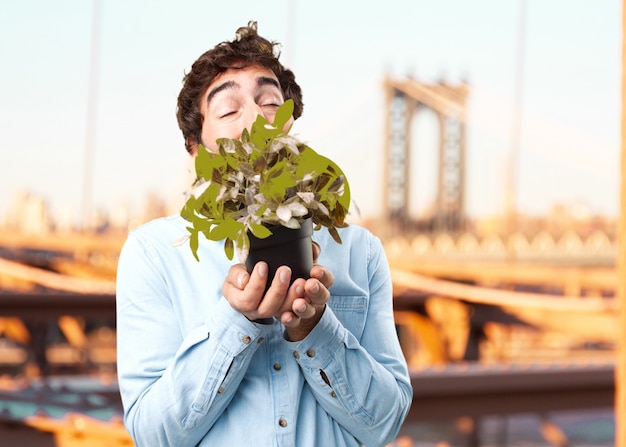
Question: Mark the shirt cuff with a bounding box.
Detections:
[285,306,345,369]
[208,297,275,356]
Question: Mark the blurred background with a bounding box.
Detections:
[0,0,622,446]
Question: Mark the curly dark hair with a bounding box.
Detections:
[176,21,303,153]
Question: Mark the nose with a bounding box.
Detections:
[242,102,265,128]
[245,102,278,130]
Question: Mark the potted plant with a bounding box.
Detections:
[179,99,351,284]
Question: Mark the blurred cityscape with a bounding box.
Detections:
[1,190,177,236]
[0,41,621,447]
[2,0,623,444]
[2,187,617,242]
[0,182,619,446]
[1,70,622,445]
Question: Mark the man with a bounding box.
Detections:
[116,21,412,446]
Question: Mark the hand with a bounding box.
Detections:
[279,242,335,341]
[221,242,334,340]
[222,261,293,322]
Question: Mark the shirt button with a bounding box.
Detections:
[273,363,282,371]
[278,418,288,428]
[306,348,316,358]
[257,337,265,344]
[293,351,300,359]
[242,335,251,344]
[330,391,337,398]
[217,386,224,394]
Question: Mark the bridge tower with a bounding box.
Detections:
[383,76,469,234]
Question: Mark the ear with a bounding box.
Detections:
[185,137,199,157]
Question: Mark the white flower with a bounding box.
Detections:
[287,201,308,217]
[281,217,301,229]
[276,205,292,222]
[277,201,308,223]
[296,192,315,204]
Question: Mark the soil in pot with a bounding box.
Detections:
[245,218,313,293]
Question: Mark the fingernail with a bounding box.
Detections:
[279,268,290,284]
[237,272,247,288]
[297,304,307,313]
[310,282,320,294]
[257,263,267,277]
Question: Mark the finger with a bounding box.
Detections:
[310,264,334,290]
[312,241,321,263]
[304,278,330,307]
[246,262,269,294]
[279,310,300,327]
[222,264,249,296]
[292,298,316,319]
[222,263,267,316]
[257,266,292,316]
[279,278,306,316]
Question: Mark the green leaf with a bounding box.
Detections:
[261,159,297,201]
[272,99,294,132]
[338,176,351,211]
[253,204,268,217]
[328,226,342,244]
[189,228,200,261]
[249,114,271,148]
[326,160,351,210]
[253,154,267,173]
[208,217,242,241]
[201,182,224,217]
[240,128,251,144]
[334,201,347,226]
[295,146,330,179]
[196,150,228,189]
[180,198,196,222]
[249,223,273,239]
[179,96,350,263]
[191,214,214,233]
[224,238,234,260]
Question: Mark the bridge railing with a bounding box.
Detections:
[384,229,616,263]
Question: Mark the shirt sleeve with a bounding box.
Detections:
[116,232,273,447]
[285,232,413,447]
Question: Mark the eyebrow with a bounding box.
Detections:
[256,76,280,90]
[206,76,281,105]
[206,80,236,104]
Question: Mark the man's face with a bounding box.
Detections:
[196,65,293,154]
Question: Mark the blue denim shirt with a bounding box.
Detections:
[116,215,412,447]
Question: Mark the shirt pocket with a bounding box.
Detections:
[328,295,368,340]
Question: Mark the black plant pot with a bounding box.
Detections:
[245,218,313,292]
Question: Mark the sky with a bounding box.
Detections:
[0,0,622,227]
